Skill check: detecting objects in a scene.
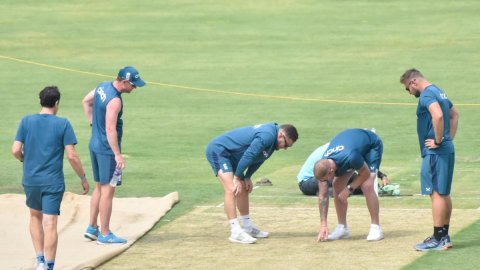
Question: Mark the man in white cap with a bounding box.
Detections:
[82,66,146,244]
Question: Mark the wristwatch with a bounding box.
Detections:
[346,184,354,193]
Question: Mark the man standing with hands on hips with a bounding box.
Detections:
[400,68,458,251]
[82,66,146,244]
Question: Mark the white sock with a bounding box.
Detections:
[229,218,242,234]
[240,215,253,229]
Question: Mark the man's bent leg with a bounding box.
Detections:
[235,180,268,238]
[361,172,380,225]
[217,171,237,219]
[362,172,383,241]
[328,174,352,241]
[217,171,255,243]
[236,183,249,216]
[332,174,352,225]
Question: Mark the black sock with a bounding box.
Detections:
[443,224,449,236]
[46,260,55,270]
[434,226,444,241]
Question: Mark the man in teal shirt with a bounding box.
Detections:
[206,123,298,244]
[82,66,145,244]
[314,129,384,242]
[400,68,459,251]
[12,86,89,270]
[297,142,389,196]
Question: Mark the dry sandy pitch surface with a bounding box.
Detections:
[103,203,478,270]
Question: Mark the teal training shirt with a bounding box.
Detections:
[296,143,330,183]
[15,114,77,186]
[323,129,381,176]
[89,82,123,155]
[416,85,454,157]
[208,123,279,179]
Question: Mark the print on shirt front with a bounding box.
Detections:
[322,129,381,176]
[89,82,123,155]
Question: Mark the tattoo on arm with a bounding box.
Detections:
[318,181,329,221]
[319,197,329,221]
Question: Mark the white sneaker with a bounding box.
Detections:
[36,262,46,270]
[327,224,350,240]
[366,224,384,241]
[244,226,269,238]
[229,231,257,244]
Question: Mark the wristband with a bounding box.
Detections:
[434,137,444,145]
[80,174,87,182]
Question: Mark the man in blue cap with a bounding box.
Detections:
[82,66,146,244]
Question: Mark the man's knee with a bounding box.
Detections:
[361,183,378,197]
[30,209,43,220]
[42,215,58,230]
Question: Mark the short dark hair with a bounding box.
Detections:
[280,124,298,142]
[39,86,61,108]
[400,68,424,84]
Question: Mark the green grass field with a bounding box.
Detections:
[1,1,479,269]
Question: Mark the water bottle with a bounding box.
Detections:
[116,171,122,186]
[110,168,122,187]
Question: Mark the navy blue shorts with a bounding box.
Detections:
[205,144,234,176]
[298,177,319,196]
[23,184,65,215]
[365,139,383,172]
[90,150,116,185]
[421,153,455,195]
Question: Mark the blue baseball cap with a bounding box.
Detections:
[118,66,146,87]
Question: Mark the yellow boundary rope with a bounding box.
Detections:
[1,55,478,107]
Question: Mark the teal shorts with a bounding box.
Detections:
[365,139,383,172]
[90,151,116,185]
[420,153,455,195]
[205,144,234,176]
[23,184,65,215]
